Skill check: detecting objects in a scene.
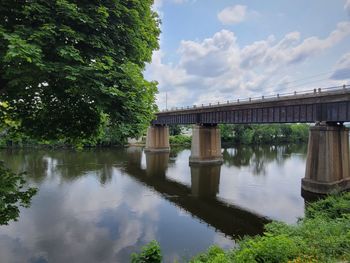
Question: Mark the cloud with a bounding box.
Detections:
[331,52,350,80]
[179,30,239,77]
[146,22,350,108]
[218,5,247,25]
[345,0,350,16]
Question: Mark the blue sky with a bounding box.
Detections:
[145,0,350,109]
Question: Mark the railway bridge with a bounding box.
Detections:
[145,86,350,194]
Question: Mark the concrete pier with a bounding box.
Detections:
[302,122,350,194]
[145,125,170,152]
[189,124,223,164]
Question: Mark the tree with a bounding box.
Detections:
[169,124,182,136]
[0,0,160,142]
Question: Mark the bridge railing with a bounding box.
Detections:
[160,84,350,113]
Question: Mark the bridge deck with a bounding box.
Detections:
[153,86,350,125]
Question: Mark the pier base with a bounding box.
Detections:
[302,123,350,194]
[145,125,170,152]
[189,124,223,164]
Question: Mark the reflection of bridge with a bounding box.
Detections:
[145,86,350,194]
[124,147,270,238]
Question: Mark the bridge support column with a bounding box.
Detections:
[189,124,223,164]
[302,122,350,194]
[145,125,170,152]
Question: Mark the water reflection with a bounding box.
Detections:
[125,149,269,238]
[223,144,307,175]
[0,144,307,262]
[145,152,169,178]
[190,164,221,198]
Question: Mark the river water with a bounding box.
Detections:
[0,144,307,262]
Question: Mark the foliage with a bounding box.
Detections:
[169,125,182,136]
[131,240,162,263]
[232,235,300,262]
[0,1,160,142]
[190,246,232,263]
[219,124,309,145]
[304,191,350,219]
[0,161,37,225]
[169,135,191,146]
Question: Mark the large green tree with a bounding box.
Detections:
[0,0,160,141]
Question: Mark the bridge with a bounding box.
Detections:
[145,85,350,195]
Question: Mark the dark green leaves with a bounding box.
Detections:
[0,0,160,142]
[0,161,37,225]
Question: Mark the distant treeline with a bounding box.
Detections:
[0,123,309,148]
[169,124,309,146]
[220,124,309,145]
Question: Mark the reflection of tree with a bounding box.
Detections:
[223,144,307,176]
[222,147,253,167]
[0,162,37,225]
[0,148,130,186]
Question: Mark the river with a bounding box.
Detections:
[0,144,307,262]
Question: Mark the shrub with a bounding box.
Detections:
[169,135,192,146]
[131,240,162,263]
[189,246,231,263]
[0,161,37,225]
[233,235,300,263]
[305,191,350,219]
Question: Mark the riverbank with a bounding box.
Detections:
[132,192,350,262]
[0,124,309,149]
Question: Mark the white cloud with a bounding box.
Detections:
[345,0,350,15]
[331,52,350,80]
[218,5,247,25]
[179,30,240,77]
[146,22,350,109]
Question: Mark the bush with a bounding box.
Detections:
[131,240,162,263]
[233,235,300,263]
[0,161,37,225]
[169,135,191,146]
[305,191,350,219]
[190,246,232,263]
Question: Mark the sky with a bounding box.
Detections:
[144,0,350,110]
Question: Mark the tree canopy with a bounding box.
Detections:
[0,0,160,141]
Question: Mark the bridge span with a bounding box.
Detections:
[153,86,350,125]
[145,86,350,195]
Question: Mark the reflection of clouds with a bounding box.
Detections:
[2,145,306,261]
[166,149,192,186]
[213,233,235,249]
[0,156,163,263]
[218,156,305,223]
